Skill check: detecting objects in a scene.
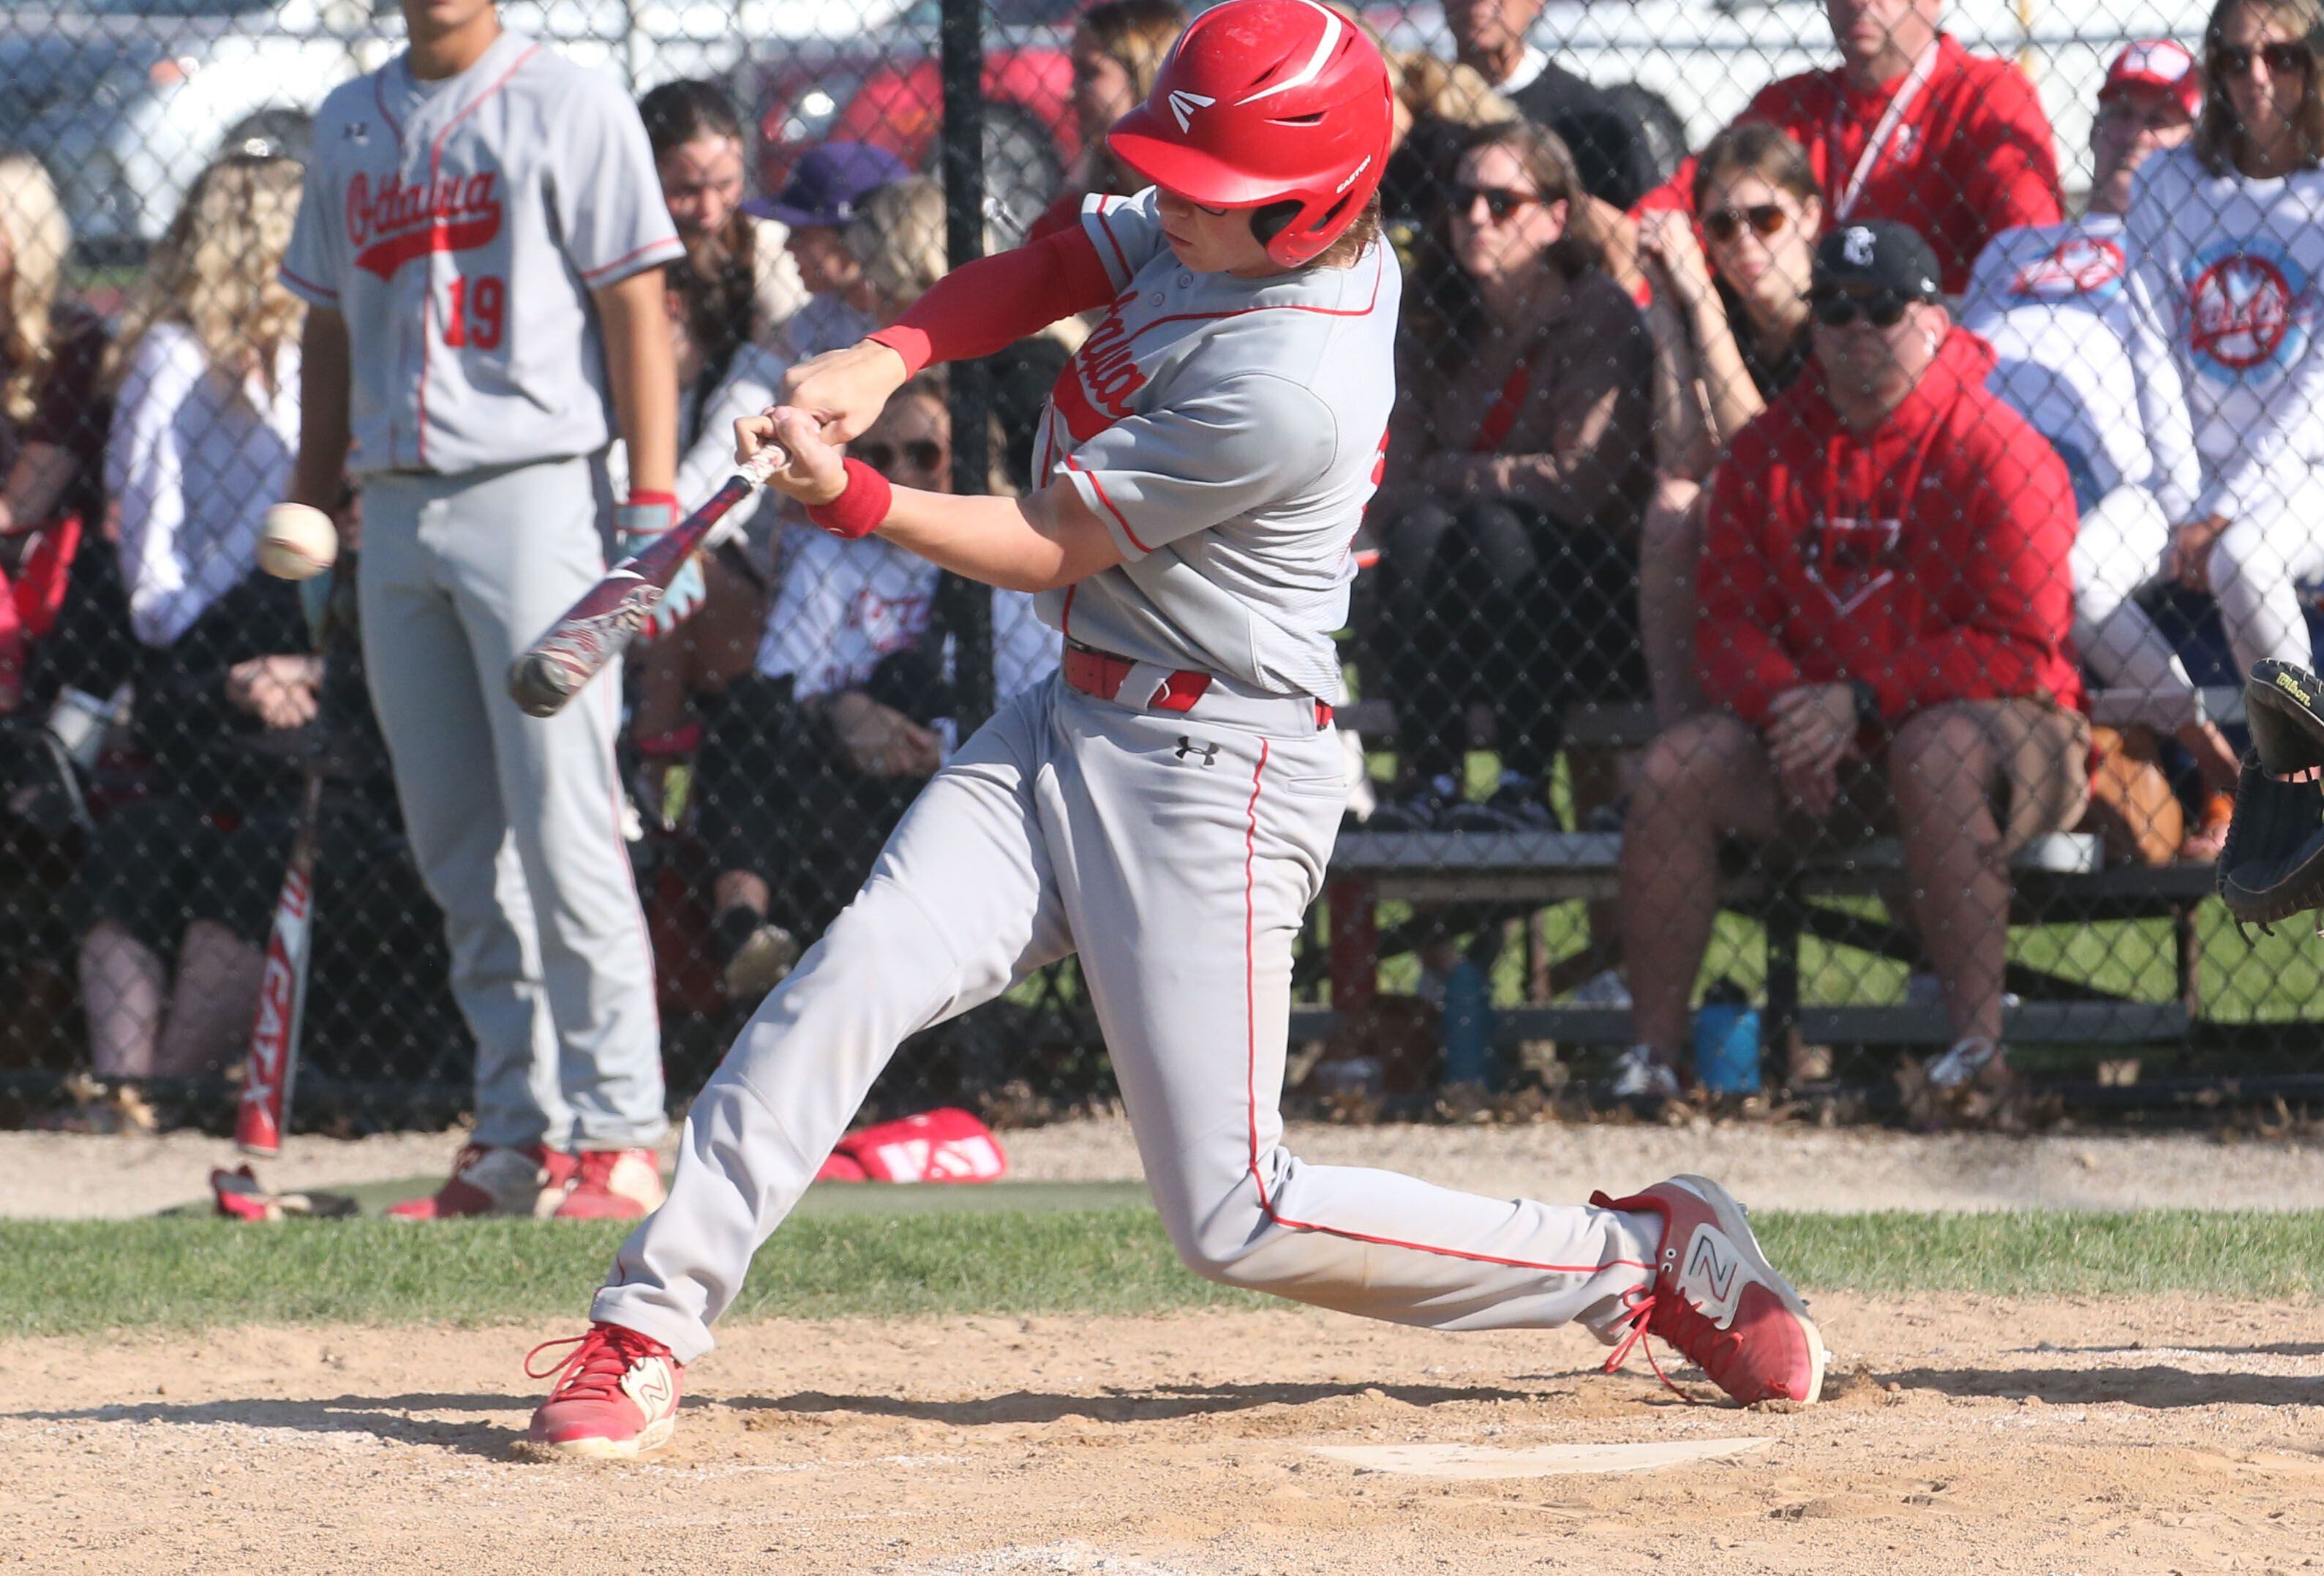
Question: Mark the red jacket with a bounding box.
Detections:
[1635,34,2062,295]
[1698,329,2083,728]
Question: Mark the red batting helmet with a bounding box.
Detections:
[1105,0,1394,269]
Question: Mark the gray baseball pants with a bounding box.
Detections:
[361,455,666,1152]
[595,672,1656,1362]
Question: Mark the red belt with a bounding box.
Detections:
[1061,644,1332,729]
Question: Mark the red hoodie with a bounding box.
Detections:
[1697,328,2084,728]
[1633,34,2062,296]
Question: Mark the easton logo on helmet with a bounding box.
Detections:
[1167,89,1216,131]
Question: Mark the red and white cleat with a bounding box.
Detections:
[553,1148,667,1220]
[386,1144,577,1220]
[1590,1173,1826,1406]
[524,1322,685,1458]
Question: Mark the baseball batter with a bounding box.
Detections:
[526,0,1823,1457]
[279,0,682,1220]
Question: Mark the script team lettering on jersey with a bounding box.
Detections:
[346,170,505,279]
[1049,289,1150,444]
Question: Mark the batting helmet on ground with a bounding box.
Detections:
[1105,0,1394,269]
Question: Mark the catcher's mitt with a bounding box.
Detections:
[2218,659,2324,927]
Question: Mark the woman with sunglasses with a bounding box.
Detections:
[524,0,1821,1460]
[1367,118,1654,832]
[1633,123,1821,726]
[2124,0,2324,688]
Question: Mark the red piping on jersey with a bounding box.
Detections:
[413,42,538,468]
[280,263,339,303]
[1091,200,1134,283]
[1113,245,1387,360]
[582,236,684,285]
[373,71,404,145]
[1059,582,1076,640]
[1063,455,1151,554]
[1238,743,1644,1278]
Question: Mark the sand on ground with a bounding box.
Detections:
[10,1295,2323,1575]
[6,1116,2323,1219]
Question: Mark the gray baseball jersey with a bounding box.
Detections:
[1031,189,1399,705]
[279,31,682,475]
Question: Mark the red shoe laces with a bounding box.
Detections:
[1600,1286,1699,1404]
[524,1325,664,1400]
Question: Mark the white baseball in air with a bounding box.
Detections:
[257,503,338,582]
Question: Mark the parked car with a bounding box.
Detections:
[0,0,907,260]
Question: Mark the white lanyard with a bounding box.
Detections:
[1830,39,1941,221]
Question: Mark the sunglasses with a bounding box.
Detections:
[1701,203,1791,244]
[1452,184,1543,222]
[1809,290,1917,329]
[2214,40,2314,75]
[854,439,949,476]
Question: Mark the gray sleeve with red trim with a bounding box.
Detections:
[1079,188,1170,293]
[551,70,685,286]
[279,85,353,307]
[1061,371,1336,559]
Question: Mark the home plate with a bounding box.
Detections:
[1310,1437,1774,1479]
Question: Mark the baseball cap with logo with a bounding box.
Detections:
[744,140,911,228]
[2102,40,2203,118]
[1810,220,1944,302]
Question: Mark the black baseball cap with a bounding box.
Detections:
[1810,220,1944,302]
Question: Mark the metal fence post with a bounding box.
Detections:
[937,0,996,729]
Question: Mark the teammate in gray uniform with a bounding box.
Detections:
[524,0,1824,1457]
[278,0,683,1221]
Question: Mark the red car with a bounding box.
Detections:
[752,2,1084,245]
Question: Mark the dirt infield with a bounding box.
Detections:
[13,1116,2324,1218]
[12,1295,2321,1575]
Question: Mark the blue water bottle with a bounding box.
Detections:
[1440,958,1495,1087]
[1693,979,1761,1095]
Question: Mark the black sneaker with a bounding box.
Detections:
[1364,783,1453,832]
[1443,780,1559,833]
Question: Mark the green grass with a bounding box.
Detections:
[7,1207,2320,1336]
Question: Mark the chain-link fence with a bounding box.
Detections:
[1,0,2320,1144]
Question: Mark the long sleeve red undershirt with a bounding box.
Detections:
[866,225,1118,375]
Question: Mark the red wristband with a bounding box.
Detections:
[865,325,933,376]
[807,459,893,540]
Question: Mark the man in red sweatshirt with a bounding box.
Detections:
[1616,220,2088,1099]
[1633,0,2062,294]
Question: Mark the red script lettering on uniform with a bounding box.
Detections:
[1050,290,1148,443]
[347,170,505,279]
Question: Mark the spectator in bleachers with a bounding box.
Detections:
[1633,124,1822,724]
[695,179,1061,999]
[748,142,911,365]
[628,88,804,757]
[0,154,111,715]
[1962,40,2243,862]
[1440,0,1659,207]
[1634,0,2063,295]
[2125,0,2324,683]
[1618,220,2087,1098]
[71,150,309,1081]
[1369,120,1652,832]
[640,80,808,361]
[1027,0,1189,242]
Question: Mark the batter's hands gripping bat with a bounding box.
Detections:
[507,446,787,718]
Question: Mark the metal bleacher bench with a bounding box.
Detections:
[1301,688,2238,1062]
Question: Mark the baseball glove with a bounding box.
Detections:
[2218,659,2324,927]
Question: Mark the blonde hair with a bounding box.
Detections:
[1078,0,1189,107]
[0,156,72,425]
[2196,0,2324,173]
[108,153,306,396]
[845,177,950,308]
[1389,51,1517,130]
